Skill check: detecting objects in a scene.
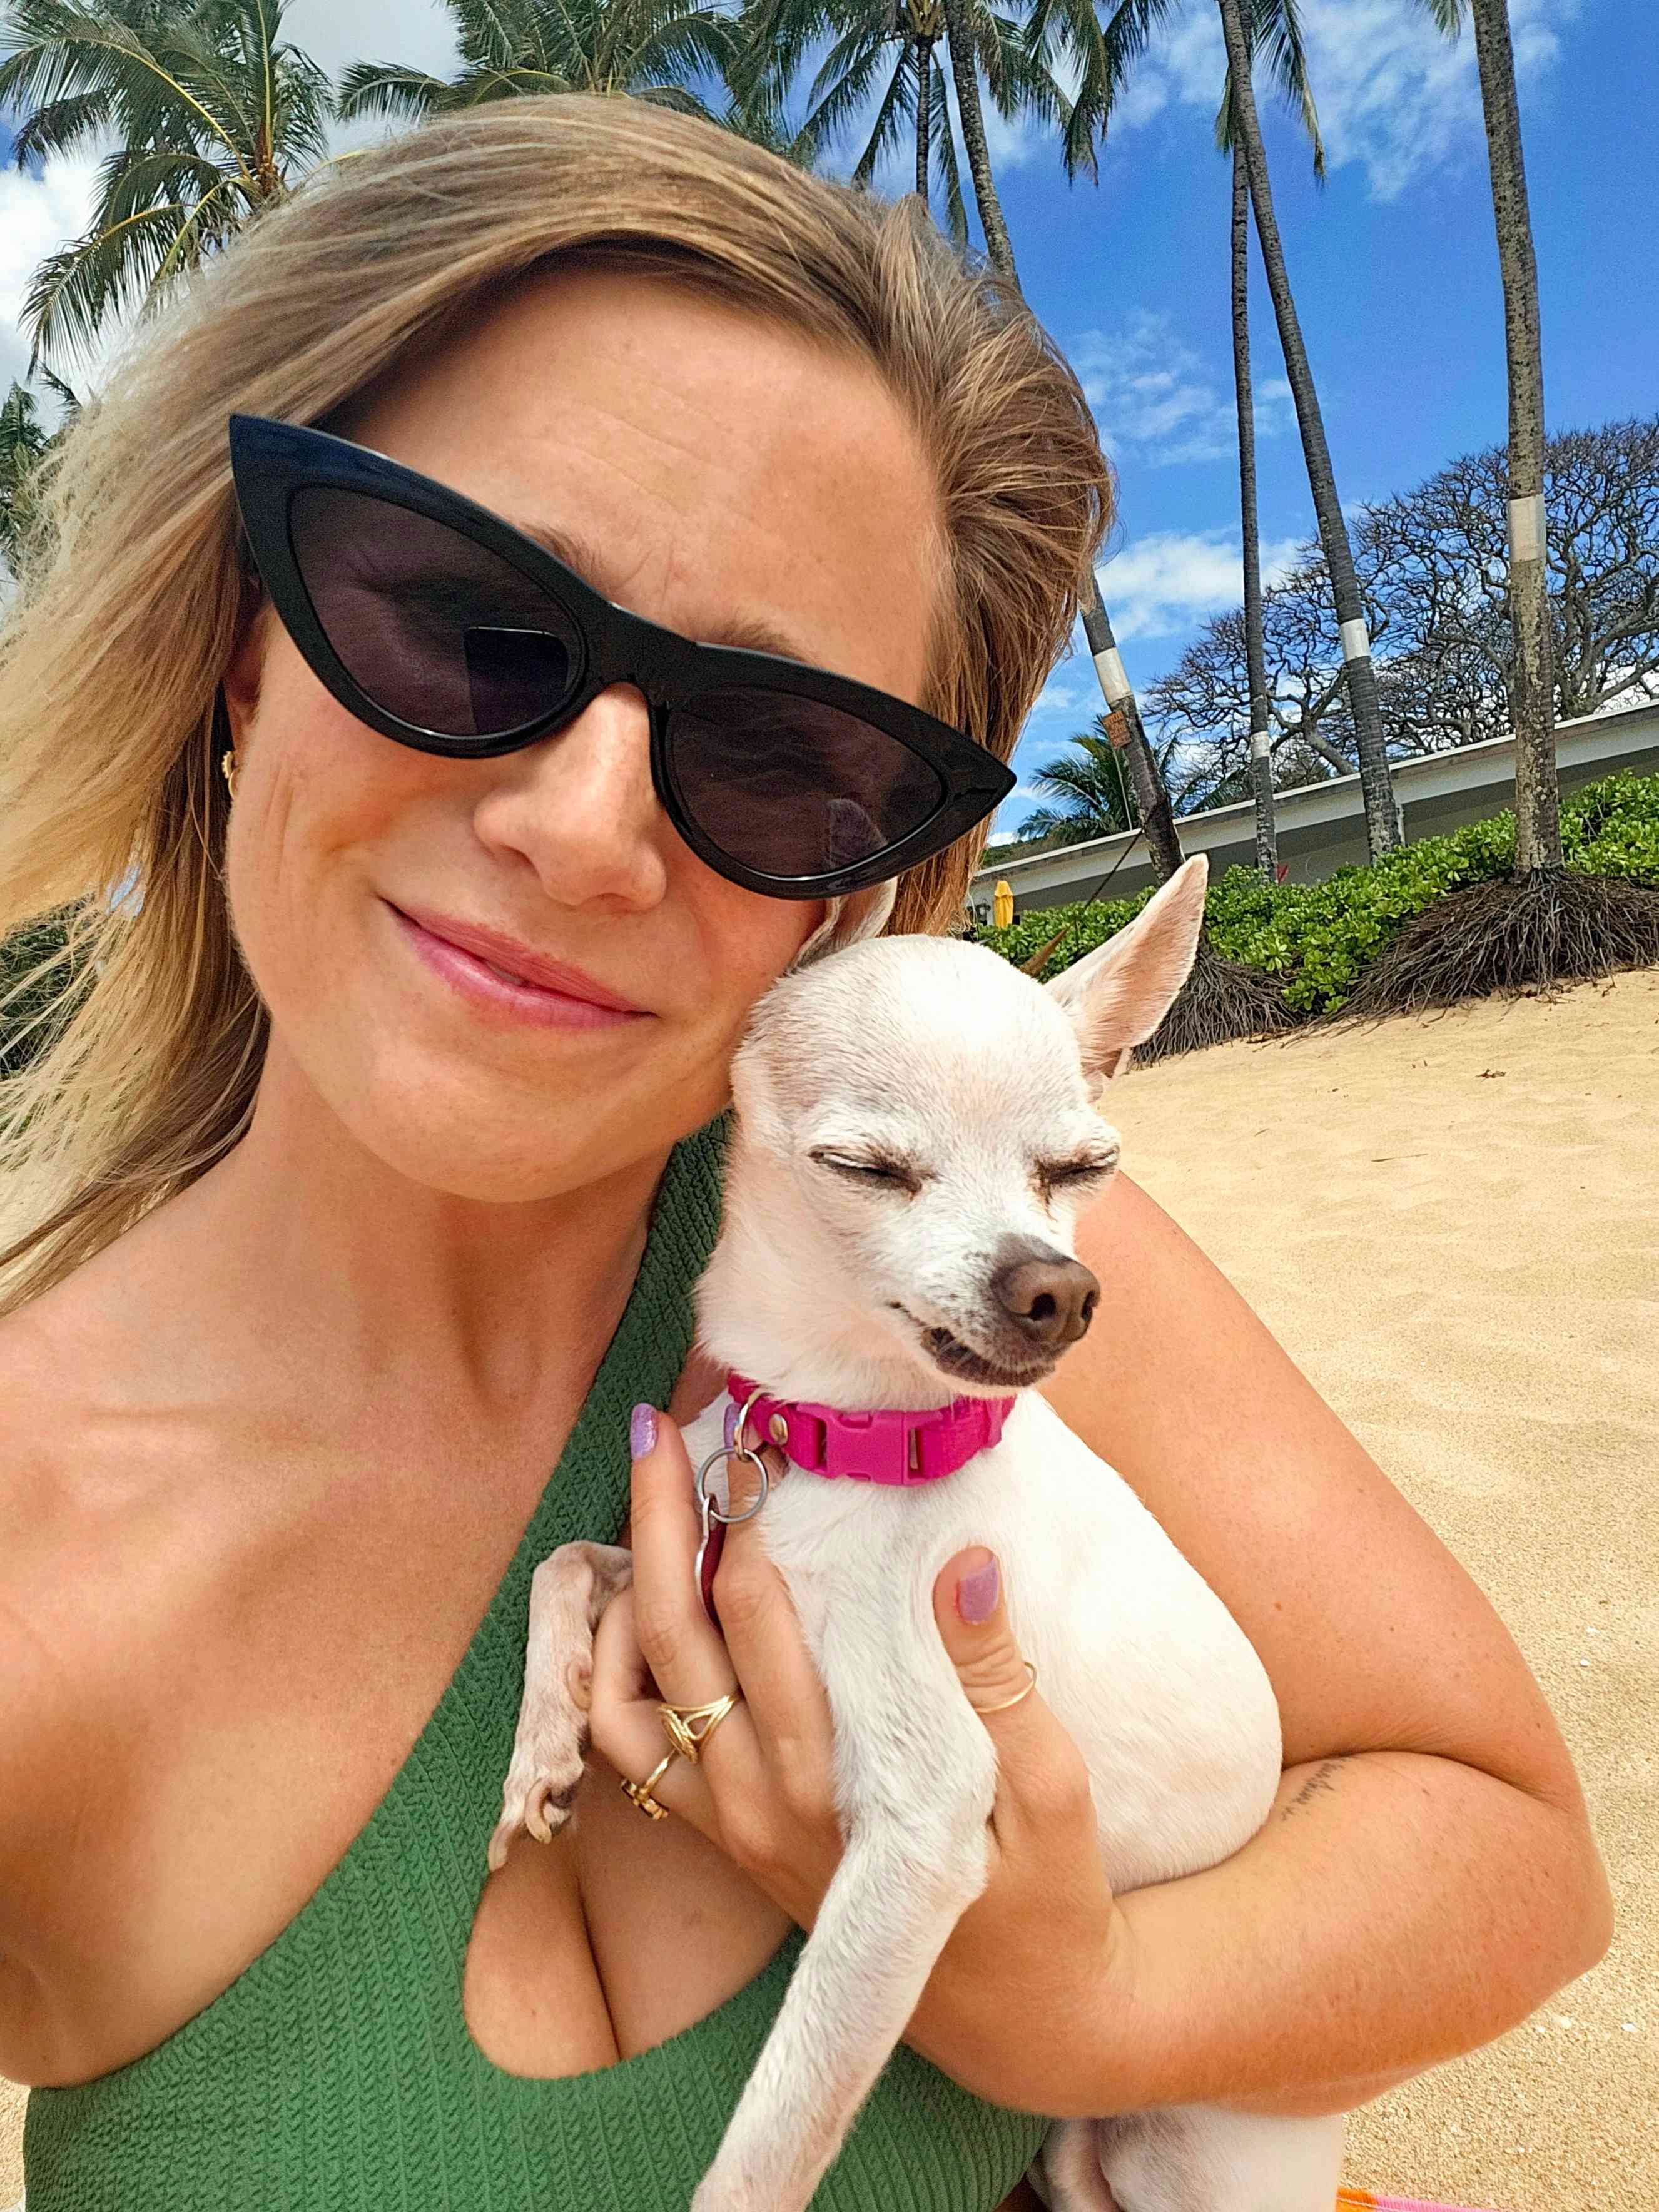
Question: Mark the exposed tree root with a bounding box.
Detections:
[1337,868,1659,1023]
[1137,931,1297,1063]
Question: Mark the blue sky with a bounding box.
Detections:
[3,0,1653,832]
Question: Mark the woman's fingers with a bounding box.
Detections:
[707,1446,840,1809]
[624,1403,738,1705]
[593,1400,842,1916]
[931,1547,1097,1845]
[588,1585,719,1828]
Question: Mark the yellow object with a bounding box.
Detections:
[993,878,1014,928]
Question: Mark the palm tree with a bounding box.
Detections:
[910,4,1292,1048]
[0,0,333,370]
[1,383,53,579]
[1336,0,1659,1012]
[1,370,83,581]
[1229,131,1276,877]
[1017,719,1137,843]
[1211,0,1403,858]
[900,0,1189,890]
[725,0,1067,253]
[1217,4,1322,877]
[338,0,781,161]
[1018,717,1203,844]
[1027,0,1401,860]
[1457,0,1555,874]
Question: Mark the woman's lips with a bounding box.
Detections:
[387,903,649,1032]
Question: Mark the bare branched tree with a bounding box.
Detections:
[1147,417,1659,801]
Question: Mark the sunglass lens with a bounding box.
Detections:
[669,688,946,881]
[287,488,582,739]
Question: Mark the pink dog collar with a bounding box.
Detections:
[726,1373,1014,1486]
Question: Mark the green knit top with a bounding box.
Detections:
[24,1116,1047,2211]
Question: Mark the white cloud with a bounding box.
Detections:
[1093,525,1299,644]
[1072,309,1294,466]
[280,0,459,88]
[0,152,105,393]
[1115,0,1579,203]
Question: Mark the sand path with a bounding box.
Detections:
[4,973,1653,2211]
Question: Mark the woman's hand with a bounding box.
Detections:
[583,1369,1128,2113]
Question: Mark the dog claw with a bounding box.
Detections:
[489,1541,632,1876]
[490,1752,584,1867]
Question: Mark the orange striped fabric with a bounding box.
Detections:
[1336,2191,1501,2211]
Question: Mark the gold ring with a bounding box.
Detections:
[619,1750,677,1820]
[969,1660,1038,1715]
[658,1689,742,1764]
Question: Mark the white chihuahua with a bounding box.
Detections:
[494,855,1347,2212]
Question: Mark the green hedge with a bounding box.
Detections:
[0,907,81,1078]
[977,769,1659,1015]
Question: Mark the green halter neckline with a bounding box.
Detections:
[24,1114,1045,2210]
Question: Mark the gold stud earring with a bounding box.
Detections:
[220,748,240,801]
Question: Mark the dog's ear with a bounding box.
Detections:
[1045,855,1208,1085]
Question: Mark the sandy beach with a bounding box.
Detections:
[3,972,1653,2211]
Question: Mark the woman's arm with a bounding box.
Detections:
[1005,1168,1613,2116]
[595,1169,1611,2121]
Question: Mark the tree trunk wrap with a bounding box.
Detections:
[931,9,1185,886]
[1080,589,1184,885]
[1231,133,1277,880]
[1471,0,1561,874]
[1214,0,1403,860]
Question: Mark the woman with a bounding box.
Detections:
[0,97,1609,2212]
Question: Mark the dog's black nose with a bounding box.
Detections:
[991,1253,1100,1347]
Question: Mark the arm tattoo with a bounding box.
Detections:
[1279,1757,1351,1820]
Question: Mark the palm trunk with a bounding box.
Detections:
[1078,587,1184,883]
[936,0,1185,885]
[1231,134,1276,879]
[1215,0,1402,861]
[1471,0,1559,873]
[915,38,933,203]
[936,0,1020,280]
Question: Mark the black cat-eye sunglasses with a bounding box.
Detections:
[226,415,1014,901]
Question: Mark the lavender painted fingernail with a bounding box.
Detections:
[629,1403,659,1460]
[956,1555,1000,1624]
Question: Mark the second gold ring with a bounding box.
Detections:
[619,1751,677,1820]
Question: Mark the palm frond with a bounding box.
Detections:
[22,201,190,367]
[931,59,969,244]
[8,86,114,163]
[1215,0,1324,177]
[337,58,462,118]
[841,38,910,187]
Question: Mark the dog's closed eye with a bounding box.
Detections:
[809,1147,927,1196]
[1036,1147,1120,1200]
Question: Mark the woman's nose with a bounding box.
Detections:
[470,686,669,911]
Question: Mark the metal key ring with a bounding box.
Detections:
[693,1441,771,1526]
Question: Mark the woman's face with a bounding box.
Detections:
[221,265,945,1200]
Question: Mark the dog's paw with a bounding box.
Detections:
[487,1542,633,1874]
[486,1663,592,1867]
[487,1691,589,1870]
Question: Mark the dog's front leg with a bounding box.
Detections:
[487,1541,632,1870]
[692,1680,998,2212]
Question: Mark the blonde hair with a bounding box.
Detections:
[0,94,1111,1310]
